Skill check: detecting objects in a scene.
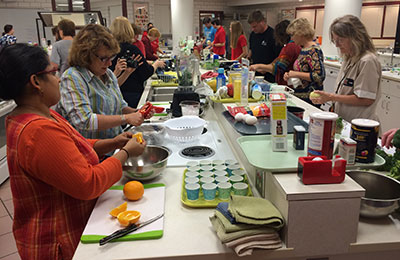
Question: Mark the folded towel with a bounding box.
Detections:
[228,195,284,230]
[215,211,261,233]
[225,233,280,248]
[216,202,237,224]
[228,239,282,257]
[210,213,276,243]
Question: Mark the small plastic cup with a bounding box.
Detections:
[200,176,214,185]
[212,159,225,166]
[202,183,217,200]
[188,166,201,172]
[185,183,200,201]
[200,171,213,178]
[214,165,227,172]
[232,169,246,177]
[225,159,238,166]
[186,161,199,168]
[233,182,248,196]
[218,182,232,200]
[200,160,212,166]
[215,176,229,184]
[200,165,214,172]
[230,175,244,184]
[214,170,228,177]
[227,164,241,176]
[185,170,200,178]
[185,177,199,184]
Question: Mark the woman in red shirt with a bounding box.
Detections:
[131,23,146,57]
[142,27,160,61]
[0,43,146,260]
[230,21,248,61]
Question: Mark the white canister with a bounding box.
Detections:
[307,112,338,159]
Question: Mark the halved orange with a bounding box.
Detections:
[117,210,141,226]
[109,202,128,218]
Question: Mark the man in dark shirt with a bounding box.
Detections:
[248,11,281,83]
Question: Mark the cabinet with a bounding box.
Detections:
[376,79,400,134]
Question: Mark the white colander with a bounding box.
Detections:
[163,116,206,142]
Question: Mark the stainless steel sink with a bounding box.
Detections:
[147,94,173,102]
[152,87,177,94]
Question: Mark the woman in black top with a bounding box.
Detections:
[109,17,164,108]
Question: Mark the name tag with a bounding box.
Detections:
[343,78,354,87]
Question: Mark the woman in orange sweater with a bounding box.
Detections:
[0,43,146,260]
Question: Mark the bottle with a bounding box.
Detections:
[241,67,249,106]
[216,68,226,91]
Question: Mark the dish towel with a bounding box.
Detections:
[228,195,284,230]
[225,234,282,257]
[209,213,276,243]
[214,210,262,233]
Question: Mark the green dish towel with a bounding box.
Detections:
[215,210,262,233]
[210,213,276,243]
[228,195,284,230]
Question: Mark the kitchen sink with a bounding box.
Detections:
[152,87,178,94]
[147,94,174,102]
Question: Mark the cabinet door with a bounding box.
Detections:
[361,6,384,38]
[383,4,399,38]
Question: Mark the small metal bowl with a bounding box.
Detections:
[347,171,400,218]
[122,145,171,181]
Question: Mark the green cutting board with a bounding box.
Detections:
[237,135,385,172]
[80,183,165,244]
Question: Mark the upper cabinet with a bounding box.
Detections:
[383,4,399,38]
[361,5,384,38]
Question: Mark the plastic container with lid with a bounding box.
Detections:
[350,119,380,163]
[307,112,338,159]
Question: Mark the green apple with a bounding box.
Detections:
[309,91,321,99]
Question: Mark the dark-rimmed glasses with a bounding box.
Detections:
[94,53,117,63]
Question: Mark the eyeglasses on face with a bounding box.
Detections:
[332,37,346,45]
[36,67,58,76]
[94,53,116,63]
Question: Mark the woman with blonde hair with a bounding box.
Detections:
[311,15,381,122]
[283,17,325,105]
[109,16,164,108]
[142,27,161,61]
[56,24,147,139]
[230,21,248,61]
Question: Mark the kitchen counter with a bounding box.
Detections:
[73,81,400,260]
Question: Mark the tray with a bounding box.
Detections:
[181,169,253,208]
[210,96,264,103]
[81,183,165,243]
[151,80,178,87]
[223,110,309,135]
[237,135,385,173]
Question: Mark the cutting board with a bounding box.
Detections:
[81,183,165,244]
[222,110,309,135]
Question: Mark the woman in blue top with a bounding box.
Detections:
[0,24,17,48]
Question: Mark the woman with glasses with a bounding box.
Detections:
[0,43,145,260]
[283,18,325,105]
[109,17,165,108]
[310,15,381,123]
[56,24,147,139]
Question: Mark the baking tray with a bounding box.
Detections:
[181,169,253,208]
[222,110,309,135]
[237,134,385,172]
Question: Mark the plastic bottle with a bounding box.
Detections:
[216,68,226,91]
[241,67,249,106]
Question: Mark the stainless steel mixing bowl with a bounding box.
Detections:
[122,145,171,181]
[347,171,400,218]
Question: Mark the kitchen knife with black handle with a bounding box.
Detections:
[99,213,164,246]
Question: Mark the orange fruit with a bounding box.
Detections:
[109,202,128,218]
[117,210,141,226]
[123,181,144,201]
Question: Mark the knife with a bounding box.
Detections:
[99,213,164,246]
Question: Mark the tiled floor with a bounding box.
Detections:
[0,179,20,260]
